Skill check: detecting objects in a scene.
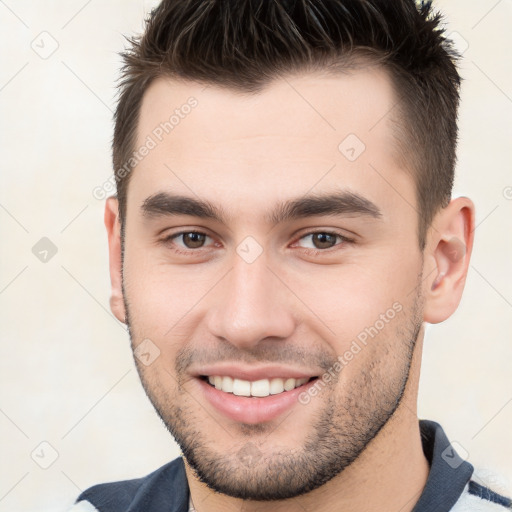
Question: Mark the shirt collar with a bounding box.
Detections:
[411,419,474,512]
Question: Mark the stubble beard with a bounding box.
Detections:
[123,279,424,501]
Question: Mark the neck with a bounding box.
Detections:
[185,328,429,512]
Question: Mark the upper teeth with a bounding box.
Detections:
[207,376,310,397]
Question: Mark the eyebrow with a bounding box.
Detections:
[140,190,382,225]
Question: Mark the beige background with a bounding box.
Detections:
[0,1,511,511]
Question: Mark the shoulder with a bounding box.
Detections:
[68,456,189,512]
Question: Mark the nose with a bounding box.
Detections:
[206,249,296,350]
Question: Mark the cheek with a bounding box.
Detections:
[122,245,217,343]
[279,253,419,344]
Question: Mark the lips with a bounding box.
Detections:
[192,365,320,424]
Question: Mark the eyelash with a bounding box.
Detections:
[160,229,353,256]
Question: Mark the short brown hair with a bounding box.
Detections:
[113,0,461,250]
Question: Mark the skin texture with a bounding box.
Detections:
[105,65,475,511]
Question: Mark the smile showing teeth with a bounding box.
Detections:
[206,376,311,397]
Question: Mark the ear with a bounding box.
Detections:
[423,197,475,324]
[104,196,126,324]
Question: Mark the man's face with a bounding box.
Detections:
[119,67,425,499]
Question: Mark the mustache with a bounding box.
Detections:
[175,342,338,375]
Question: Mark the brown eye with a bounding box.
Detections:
[162,231,213,253]
[297,231,344,251]
[178,232,207,249]
[311,233,338,249]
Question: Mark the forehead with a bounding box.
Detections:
[138,65,398,146]
[128,67,412,222]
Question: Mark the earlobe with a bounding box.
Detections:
[423,197,475,324]
[104,197,126,324]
